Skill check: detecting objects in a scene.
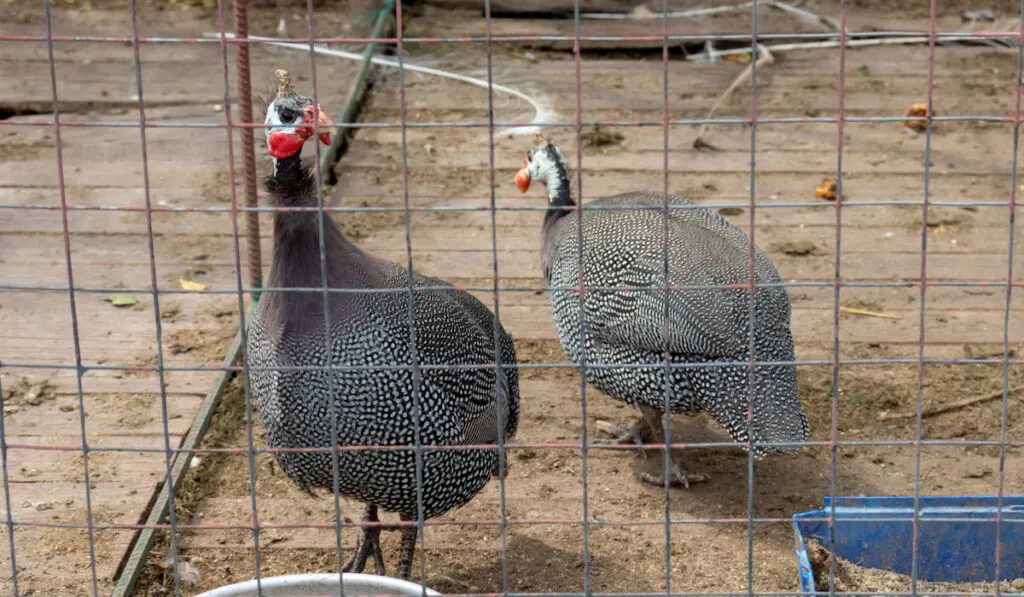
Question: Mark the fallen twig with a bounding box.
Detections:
[878,384,1024,421]
[693,44,774,150]
[838,306,902,319]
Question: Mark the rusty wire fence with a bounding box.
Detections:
[1,0,1023,595]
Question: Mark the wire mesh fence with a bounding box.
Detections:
[1,0,1023,595]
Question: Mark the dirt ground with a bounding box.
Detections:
[2,0,1024,595]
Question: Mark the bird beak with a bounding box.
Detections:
[514,154,531,193]
[314,104,334,146]
[299,104,335,146]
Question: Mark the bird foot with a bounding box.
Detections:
[638,460,710,489]
[594,420,653,447]
[342,525,387,576]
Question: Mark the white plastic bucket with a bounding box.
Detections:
[194,572,443,597]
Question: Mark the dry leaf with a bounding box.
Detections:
[814,177,838,201]
[179,278,208,292]
[904,102,933,131]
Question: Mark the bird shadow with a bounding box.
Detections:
[426,533,621,595]
[587,412,887,549]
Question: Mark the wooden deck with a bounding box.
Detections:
[2,0,1024,594]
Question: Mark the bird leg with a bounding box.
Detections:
[595,405,662,446]
[638,459,711,489]
[342,503,388,576]
[632,406,710,488]
[395,512,420,580]
[600,405,711,488]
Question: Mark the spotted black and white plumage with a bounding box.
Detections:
[519,139,808,485]
[247,74,519,578]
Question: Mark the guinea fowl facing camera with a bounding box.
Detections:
[514,135,809,487]
[248,70,520,579]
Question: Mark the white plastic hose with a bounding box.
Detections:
[207,32,556,139]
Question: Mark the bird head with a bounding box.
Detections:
[514,132,569,197]
[264,69,335,160]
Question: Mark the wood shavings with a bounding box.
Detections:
[805,538,1024,593]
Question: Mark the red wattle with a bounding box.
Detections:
[514,168,531,193]
[268,131,305,159]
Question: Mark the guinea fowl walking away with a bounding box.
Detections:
[513,135,809,487]
[248,70,520,579]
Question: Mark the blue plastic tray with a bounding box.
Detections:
[792,496,1024,594]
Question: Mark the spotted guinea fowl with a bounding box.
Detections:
[247,70,520,578]
[512,135,809,487]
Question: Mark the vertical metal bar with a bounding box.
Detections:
[994,3,1024,592]
[911,0,940,593]
[745,3,760,597]
[0,375,19,597]
[43,0,100,594]
[127,0,182,593]
[393,0,430,586]
[302,0,349,590]
[658,0,673,595]
[827,1,849,595]
[233,0,263,293]
[482,1,512,596]
[571,0,593,593]
[216,0,264,593]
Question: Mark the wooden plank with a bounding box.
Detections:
[405,3,836,50]
[111,328,242,597]
[0,41,357,113]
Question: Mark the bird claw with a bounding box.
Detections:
[638,460,710,489]
[594,420,651,447]
[342,526,387,576]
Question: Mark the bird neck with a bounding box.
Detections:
[542,161,575,229]
[540,164,575,282]
[261,150,367,334]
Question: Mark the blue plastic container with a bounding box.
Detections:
[792,496,1024,594]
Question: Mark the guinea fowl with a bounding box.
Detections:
[248,70,520,578]
[512,135,809,487]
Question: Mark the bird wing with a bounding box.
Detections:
[586,217,760,358]
[411,281,520,448]
[449,292,520,447]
